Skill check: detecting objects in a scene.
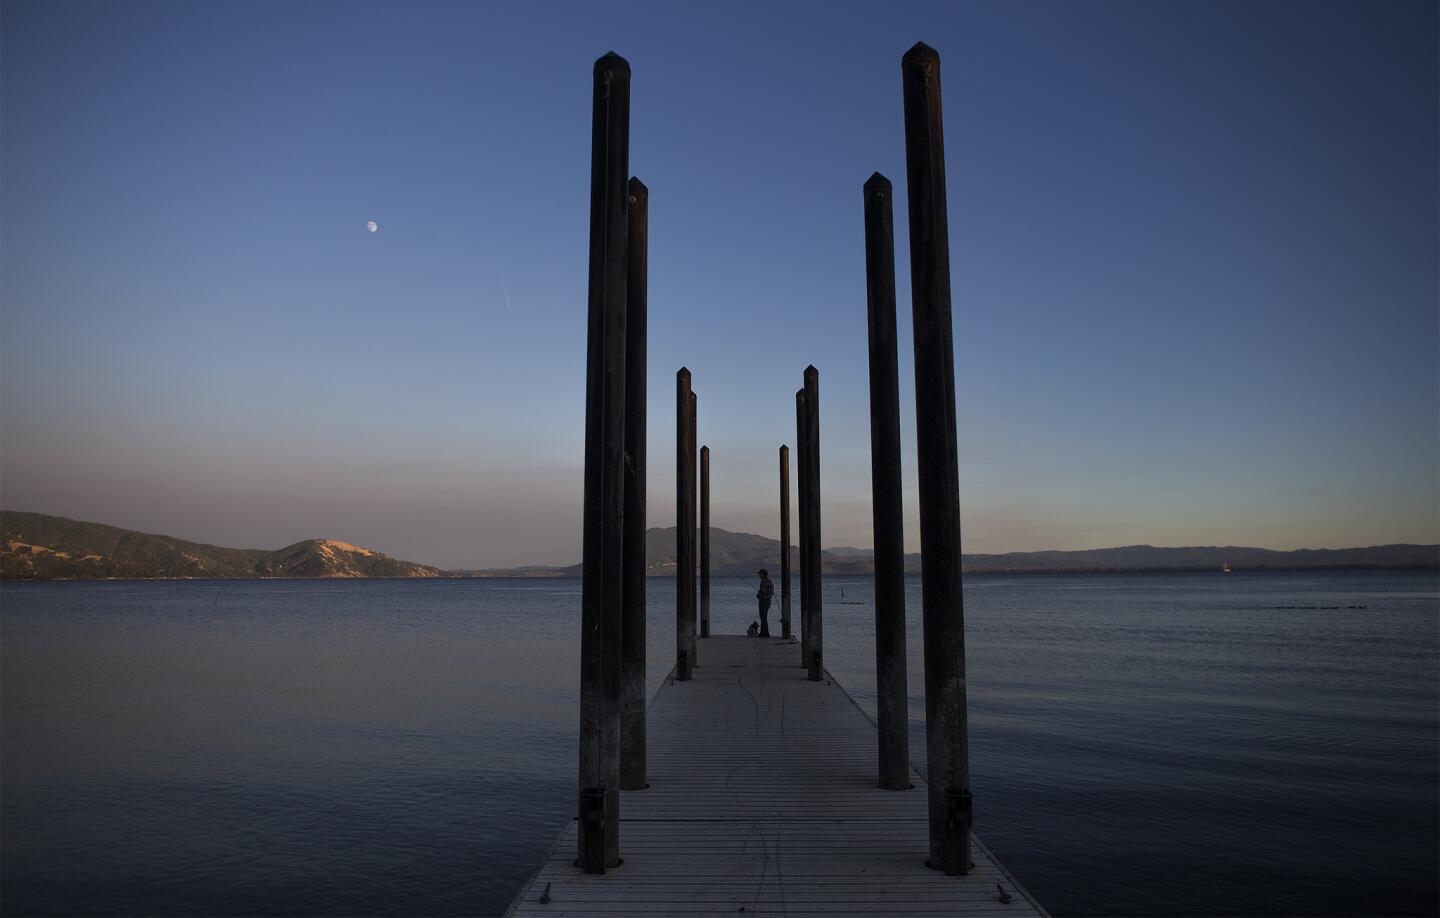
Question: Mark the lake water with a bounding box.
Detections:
[2,570,1436,916]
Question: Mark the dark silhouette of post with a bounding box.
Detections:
[620,176,648,793]
[687,390,698,666]
[779,445,792,639]
[579,50,629,873]
[700,445,710,638]
[675,368,695,681]
[795,389,809,666]
[903,41,972,875]
[864,172,910,791]
[802,366,823,681]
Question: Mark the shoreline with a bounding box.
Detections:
[3,563,1436,583]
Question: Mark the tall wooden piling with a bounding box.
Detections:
[902,41,972,875]
[779,445,792,639]
[795,389,809,665]
[864,172,910,791]
[700,446,710,639]
[675,368,695,681]
[802,365,823,682]
[578,50,630,873]
[620,176,648,792]
[687,390,698,666]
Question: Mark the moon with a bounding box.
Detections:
[366,221,378,233]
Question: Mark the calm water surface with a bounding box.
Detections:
[2,570,1436,916]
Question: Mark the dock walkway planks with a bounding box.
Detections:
[506,634,1047,917]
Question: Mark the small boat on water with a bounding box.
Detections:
[1223,562,1232,573]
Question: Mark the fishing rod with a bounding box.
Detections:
[715,557,761,593]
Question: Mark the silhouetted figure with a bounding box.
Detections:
[756,569,774,637]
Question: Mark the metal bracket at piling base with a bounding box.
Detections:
[925,787,974,875]
[573,856,625,871]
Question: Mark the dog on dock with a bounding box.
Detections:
[746,620,760,637]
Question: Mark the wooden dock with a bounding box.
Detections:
[506,635,1047,917]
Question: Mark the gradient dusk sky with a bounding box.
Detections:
[2,0,1436,569]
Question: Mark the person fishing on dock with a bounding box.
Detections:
[756,568,774,637]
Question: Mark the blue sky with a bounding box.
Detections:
[2,0,1435,569]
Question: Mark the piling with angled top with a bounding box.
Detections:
[675,368,695,681]
[578,50,629,873]
[902,41,972,875]
[795,389,809,666]
[779,445,792,639]
[700,445,710,639]
[801,365,823,681]
[864,172,910,791]
[620,176,648,793]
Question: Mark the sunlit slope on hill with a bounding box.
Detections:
[1,512,440,579]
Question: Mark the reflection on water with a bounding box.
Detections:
[2,571,1436,916]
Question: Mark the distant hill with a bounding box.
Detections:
[953,544,1438,572]
[645,526,787,576]
[1,511,441,580]
[825,546,875,559]
[452,527,795,578]
[460,527,1437,576]
[7,511,1431,580]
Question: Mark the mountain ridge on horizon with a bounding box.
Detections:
[2,510,1434,580]
[457,525,1438,577]
[1,510,440,580]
